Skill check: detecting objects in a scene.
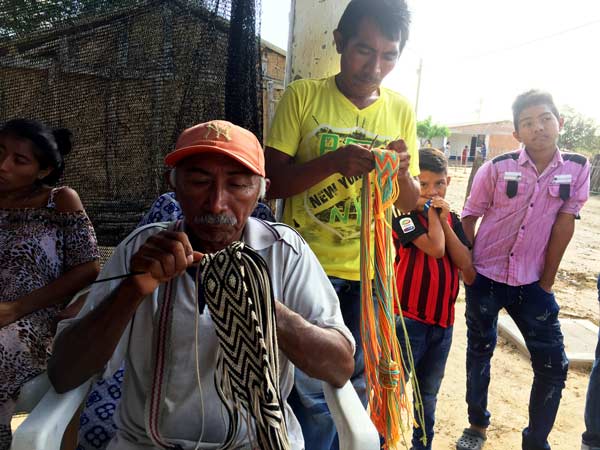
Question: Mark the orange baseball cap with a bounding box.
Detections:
[164,120,265,177]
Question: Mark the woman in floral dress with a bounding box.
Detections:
[0,119,100,450]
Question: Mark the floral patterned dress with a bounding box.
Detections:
[0,187,99,450]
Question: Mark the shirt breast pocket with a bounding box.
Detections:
[493,180,529,207]
[548,183,570,205]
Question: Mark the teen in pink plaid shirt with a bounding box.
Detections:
[456,90,590,450]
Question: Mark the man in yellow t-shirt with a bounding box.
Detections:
[265,1,419,449]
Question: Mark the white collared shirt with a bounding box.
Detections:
[57,218,354,450]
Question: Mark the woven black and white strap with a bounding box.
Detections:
[200,242,290,450]
[146,232,290,450]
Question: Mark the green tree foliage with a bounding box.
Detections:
[0,0,133,39]
[559,106,600,152]
[417,116,450,144]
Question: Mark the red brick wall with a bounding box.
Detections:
[261,46,286,140]
[263,47,286,81]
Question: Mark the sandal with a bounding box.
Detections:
[456,428,486,450]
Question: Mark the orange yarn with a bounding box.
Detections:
[360,149,425,448]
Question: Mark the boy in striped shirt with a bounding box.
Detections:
[457,90,590,450]
[392,147,474,450]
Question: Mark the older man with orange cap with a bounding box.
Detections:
[49,120,355,450]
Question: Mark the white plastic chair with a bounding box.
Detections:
[11,378,92,450]
[323,381,380,450]
[11,283,378,449]
[10,287,92,449]
[12,379,379,450]
[13,373,51,416]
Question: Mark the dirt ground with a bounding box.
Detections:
[422,165,600,450]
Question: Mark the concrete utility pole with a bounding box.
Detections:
[478,97,484,121]
[275,0,346,220]
[285,0,347,85]
[414,57,423,117]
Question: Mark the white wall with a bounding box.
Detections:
[445,134,473,160]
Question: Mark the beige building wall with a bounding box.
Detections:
[488,134,521,159]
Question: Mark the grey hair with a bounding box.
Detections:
[257,176,266,200]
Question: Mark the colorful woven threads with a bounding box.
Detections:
[360,148,426,448]
[378,359,401,390]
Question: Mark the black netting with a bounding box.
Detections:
[0,0,263,245]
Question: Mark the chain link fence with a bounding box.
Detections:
[1,0,262,245]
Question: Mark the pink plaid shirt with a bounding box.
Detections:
[462,148,590,286]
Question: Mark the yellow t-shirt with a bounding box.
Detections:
[266,76,419,280]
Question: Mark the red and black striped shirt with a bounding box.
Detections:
[392,211,469,328]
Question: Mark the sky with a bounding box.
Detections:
[261,0,600,126]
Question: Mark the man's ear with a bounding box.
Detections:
[446,175,452,187]
[333,29,344,54]
[261,177,272,201]
[38,167,52,180]
[558,116,565,132]
[513,130,522,143]
[166,169,176,190]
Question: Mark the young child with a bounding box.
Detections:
[392,147,474,450]
[457,90,590,450]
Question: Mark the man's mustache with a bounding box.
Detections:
[191,214,238,225]
[356,76,380,85]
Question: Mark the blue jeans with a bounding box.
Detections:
[288,277,366,450]
[465,274,568,450]
[582,275,600,449]
[396,316,453,450]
